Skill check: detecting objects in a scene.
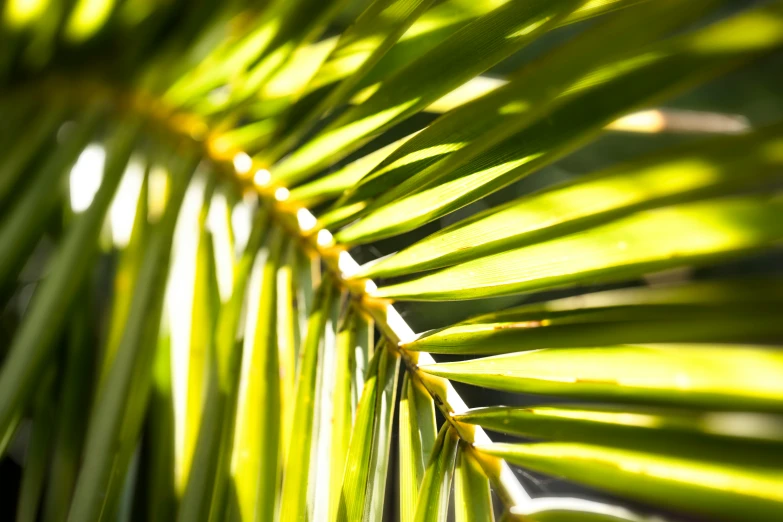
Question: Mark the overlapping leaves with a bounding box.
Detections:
[1,0,782,521]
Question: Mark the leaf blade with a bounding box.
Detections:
[357,124,783,279]
[413,423,459,522]
[455,444,494,522]
[271,0,584,184]
[279,275,338,522]
[373,196,783,301]
[478,442,783,521]
[421,344,783,411]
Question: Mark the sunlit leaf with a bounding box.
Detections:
[357,124,783,278]
[457,404,783,468]
[227,226,285,522]
[67,148,195,522]
[365,340,401,520]
[271,0,584,185]
[178,209,270,522]
[421,343,783,411]
[404,280,783,355]
[334,0,714,216]
[279,275,338,522]
[513,497,689,522]
[4,0,783,520]
[329,306,359,521]
[329,305,375,520]
[336,2,783,244]
[263,0,436,163]
[99,164,150,389]
[335,343,382,522]
[454,444,494,522]
[276,240,299,471]
[372,197,783,301]
[288,133,415,207]
[413,423,459,522]
[181,188,219,493]
[309,278,342,520]
[335,340,400,521]
[194,0,349,114]
[399,373,437,522]
[478,442,783,521]
[0,118,134,441]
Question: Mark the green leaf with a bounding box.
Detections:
[420,343,783,411]
[178,209,270,522]
[277,241,299,472]
[477,442,783,521]
[330,306,377,521]
[139,325,176,522]
[372,196,783,301]
[398,376,417,522]
[296,0,497,99]
[335,344,382,522]
[356,123,783,279]
[335,341,400,521]
[303,0,642,106]
[227,225,285,522]
[271,0,584,185]
[399,374,437,522]
[352,307,374,403]
[264,0,436,164]
[16,370,56,522]
[42,283,96,522]
[288,133,415,207]
[365,341,401,520]
[0,102,66,205]
[0,409,22,460]
[334,0,714,217]
[181,190,220,493]
[0,118,135,440]
[335,2,783,244]
[205,216,276,519]
[319,201,370,230]
[193,0,350,115]
[165,5,293,106]
[67,147,195,522]
[404,285,783,355]
[304,248,342,521]
[457,405,783,468]
[98,163,150,389]
[413,423,459,522]
[294,246,317,334]
[0,104,104,285]
[279,275,338,522]
[260,36,340,103]
[454,444,494,522]
[210,119,278,157]
[329,306,359,521]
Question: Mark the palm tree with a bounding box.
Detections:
[1,0,783,520]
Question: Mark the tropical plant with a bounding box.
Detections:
[1,0,783,520]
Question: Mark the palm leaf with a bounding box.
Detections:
[2,1,783,521]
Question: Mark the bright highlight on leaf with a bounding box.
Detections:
[373,197,783,301]
[420,344,783,410]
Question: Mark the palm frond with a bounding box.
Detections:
[1,0,783,521]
